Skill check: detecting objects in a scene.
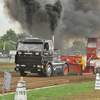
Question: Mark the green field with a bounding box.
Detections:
[0,62,14,63]
[0,66,14,70]
[0,81,96,100]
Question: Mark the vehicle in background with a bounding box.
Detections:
[61,37,100,75]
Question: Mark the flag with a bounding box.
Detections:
[3,72,12,90]
[3,41,6,51]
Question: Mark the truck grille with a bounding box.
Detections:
[17,56,42,65]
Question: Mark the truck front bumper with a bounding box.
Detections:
[15,66,46,74]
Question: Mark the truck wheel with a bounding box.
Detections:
[98,68,100,73]
[46,64,52,77]
[20,71,27,76]
[62,64,68,76]
[94,68,98,74]
[80,65,83,75]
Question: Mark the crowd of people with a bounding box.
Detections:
[0,54,15,58]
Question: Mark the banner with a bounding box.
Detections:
[3,72,12,90]
[3,41,6,51]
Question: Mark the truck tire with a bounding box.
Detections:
[46,64,52,77]
[98,68,100,73]
[80,65,83,75]
[20,71,27,76]
[62,64,69,76]
[57,64,68,76]
[94,68,98,74]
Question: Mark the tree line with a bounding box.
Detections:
[0,29,29,54]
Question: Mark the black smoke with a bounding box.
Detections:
[45,0,63,34]
[62,0,100,38]
[3,0,47,36]
[3,0,100,54]
[18,0,41,35]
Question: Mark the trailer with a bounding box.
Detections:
[61,37,100,75]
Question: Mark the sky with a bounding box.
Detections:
[0,1,21,36]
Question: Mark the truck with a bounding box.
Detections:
[61,37,100,75]
[85,37,100,74]
[14,37,69,77]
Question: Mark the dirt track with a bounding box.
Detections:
[0,63,98,100]
[0,63,14,66]
[0,70,96,95]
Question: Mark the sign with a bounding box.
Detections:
[14,81,27,100]
[3,72,12,90]
[95,73,100,90]
[9,50,16,55]
[3,41,6,51]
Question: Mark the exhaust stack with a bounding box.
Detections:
[52,34,54,62]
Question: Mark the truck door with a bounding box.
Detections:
[43,42,53,61]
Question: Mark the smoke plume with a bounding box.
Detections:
[3,0,100,54]
[61,0,100,50]
[18,0,41,35]
[45,0,63,34]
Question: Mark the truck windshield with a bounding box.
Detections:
[88,42,97,48]
[17,43,43,51]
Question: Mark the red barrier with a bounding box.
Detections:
[68,64,82,75]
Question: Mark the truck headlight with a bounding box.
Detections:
[37,65,41,68]
[21,65,26,67]
[16,64,20,67]
[18,52,22,54]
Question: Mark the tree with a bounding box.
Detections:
[18,32,29,39]
[0,41,16,54]
[0,29,19,54]
[0,29,30,54]
[1,29,19,43]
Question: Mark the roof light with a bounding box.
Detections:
[18,52,22,54]
[36,52,39,55]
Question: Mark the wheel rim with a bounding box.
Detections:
[47,66,51,76]
[64,67,67,74]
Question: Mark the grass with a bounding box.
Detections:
[0,81,95,100]
[0,62,10,63]
[0,66,14,70]
[0,62,14,63]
